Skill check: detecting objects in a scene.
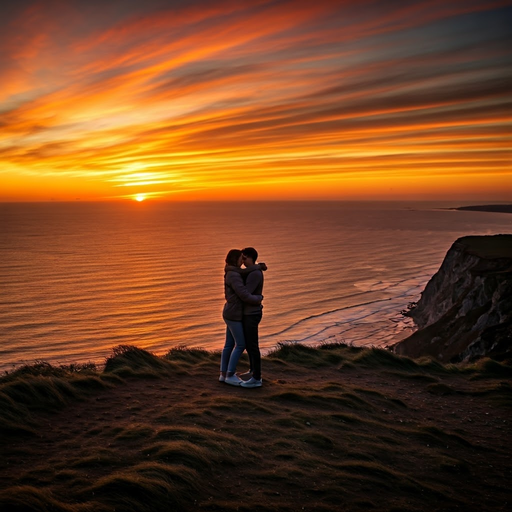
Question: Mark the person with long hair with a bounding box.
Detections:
[220,249,263,386]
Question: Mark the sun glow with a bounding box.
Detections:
[134,194,146,202]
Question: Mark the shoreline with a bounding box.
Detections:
[1,297,421,374]
[2,273,430,374]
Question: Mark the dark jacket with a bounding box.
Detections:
[243,268,264,316]
[223,269,262,321]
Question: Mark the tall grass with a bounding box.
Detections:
[0,486,81,512]
[1,342,510,512]
[85,462,199,512]
[0,363,114,438]
[103,345,173,377]
[164,345,214,364]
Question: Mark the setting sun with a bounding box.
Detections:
[134,194,146,202]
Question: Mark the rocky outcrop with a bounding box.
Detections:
[394,235,512,362]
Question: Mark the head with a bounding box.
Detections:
[225,249,243,267]
[241,247,258,266]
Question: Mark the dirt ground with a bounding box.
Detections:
[1,349,510,511]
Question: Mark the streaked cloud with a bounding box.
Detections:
[0,0,511,201]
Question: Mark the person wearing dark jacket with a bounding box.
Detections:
[239,247,264,388]
[220,249,263,386]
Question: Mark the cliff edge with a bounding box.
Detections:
[394,234,512,362]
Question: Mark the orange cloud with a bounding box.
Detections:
[0,0,510,201]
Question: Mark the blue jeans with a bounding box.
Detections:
[220,318,246,374]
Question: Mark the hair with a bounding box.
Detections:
[241,247,258,262]
[225,249,242,266]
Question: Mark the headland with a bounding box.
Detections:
[394,235,512,363]
[1,344,510,511]
[455,204,512,214]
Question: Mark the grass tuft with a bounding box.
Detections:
[70,449,120,469]
[164,346,213,364]
[144,441,213,469]
[461,381,512,408]
[87,462,198,511]
[104,345,171,376]
[334,461,413,491]
[353,348,420,371]
[0,361,116,439]
[114,424,155,441]
[469,358,512,379]
[267,342,328,365]
[153,426,243,461]
[0,485,77,512]
[318,340,357,351]
[415,357,461,374]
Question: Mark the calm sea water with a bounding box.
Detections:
[1,201,510,371]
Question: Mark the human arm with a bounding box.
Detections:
[244,269,263,295]
[225,262,267,274]
[226,272,263,305]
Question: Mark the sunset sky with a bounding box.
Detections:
[1,0,511,202]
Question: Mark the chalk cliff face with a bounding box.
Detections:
[394,235,512,362]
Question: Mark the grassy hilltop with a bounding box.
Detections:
[0,344,510,512]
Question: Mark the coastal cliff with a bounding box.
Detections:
[394,235,512,362]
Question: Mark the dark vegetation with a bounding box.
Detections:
[1,343,510,511]
[456,204,512,215]
[455,233,512,259]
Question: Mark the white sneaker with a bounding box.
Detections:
[239,371,253,379]
[225,375,243,386]
[219,374,225,382]
[240,377,262,388]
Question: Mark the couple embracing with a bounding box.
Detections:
[220,247,264,388]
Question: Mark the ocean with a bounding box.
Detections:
[1,201,510,372]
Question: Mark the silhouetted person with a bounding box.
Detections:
[239,247,264,388]
[220,249,263,386]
